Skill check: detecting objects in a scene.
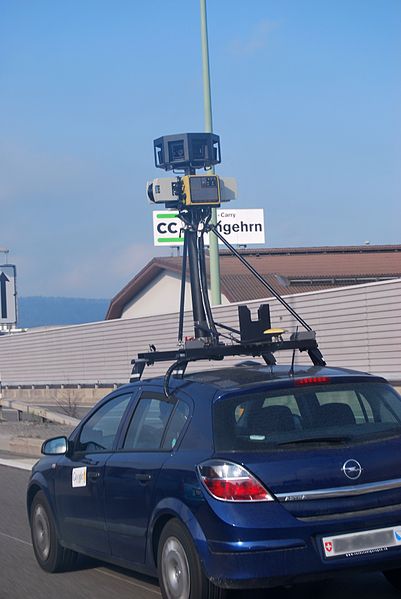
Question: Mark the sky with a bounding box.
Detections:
[1,0,400,299]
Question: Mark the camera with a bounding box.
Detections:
[153,133,221,171]
[147,175,237,207]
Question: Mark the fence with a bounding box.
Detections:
[0,279,399,392]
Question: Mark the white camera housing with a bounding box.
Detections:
[147,176,237,204]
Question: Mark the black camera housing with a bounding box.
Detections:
[153,133,221,171]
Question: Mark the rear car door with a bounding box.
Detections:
[55,392,134,557]
[103,390,190,564]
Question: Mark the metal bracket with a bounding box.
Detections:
[130,359,147,383]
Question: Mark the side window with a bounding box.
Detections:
[356,393,374,422]
[359,384,401,424]
[77,394,132,452]
[123,397,174,450]
[162,401,190,449]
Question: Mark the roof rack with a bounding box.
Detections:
[131,329,323,376]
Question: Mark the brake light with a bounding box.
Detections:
[295,376,330,386]
[198,460,274,502]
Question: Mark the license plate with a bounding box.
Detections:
[322,525,401,558]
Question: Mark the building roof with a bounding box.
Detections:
[106,244,401,319]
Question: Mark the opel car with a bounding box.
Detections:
[27,364,401,599]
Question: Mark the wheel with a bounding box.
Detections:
[30,490,77,573]
[383,568,401,592]
[157,518,227,599]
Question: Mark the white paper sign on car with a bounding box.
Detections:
[72,467,87,488]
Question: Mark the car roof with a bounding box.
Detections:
[140,363,385,395]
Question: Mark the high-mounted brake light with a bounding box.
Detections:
[295,376,330,386]
[198,460,275,502]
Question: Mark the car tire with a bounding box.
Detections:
[383,568,401,592]
[30,490,77,573]
[158,518,227,599]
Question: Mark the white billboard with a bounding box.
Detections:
[153,208,265,247]
[0,264,17,325]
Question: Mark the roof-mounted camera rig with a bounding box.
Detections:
[132,133,325,394]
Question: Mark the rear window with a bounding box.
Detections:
[213,382,401,451]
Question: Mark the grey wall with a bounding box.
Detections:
[0,279,400,390]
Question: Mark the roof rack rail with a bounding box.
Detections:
[130,326,325,384]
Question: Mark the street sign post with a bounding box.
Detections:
[0,265,17,325]
[153,208,265,247]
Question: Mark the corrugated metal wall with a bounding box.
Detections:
[0,279,400,386]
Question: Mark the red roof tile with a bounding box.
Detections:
[106,245,401,319]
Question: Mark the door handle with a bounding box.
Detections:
[88,470,101,482]
[135,473,152,482]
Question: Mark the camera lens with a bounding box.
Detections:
[169,141,185,162]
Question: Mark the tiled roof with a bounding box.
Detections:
[106,244,401,319]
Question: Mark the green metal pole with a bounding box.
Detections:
[200,0,221,305]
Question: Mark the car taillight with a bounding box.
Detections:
[198,460,275,502]
[295,376,330,386]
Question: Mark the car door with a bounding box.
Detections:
[103,390,190,564]
[55,392,134,557]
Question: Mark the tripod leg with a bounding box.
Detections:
[187,228,209,338]
[198,231,219,342]
[178,231,188,344]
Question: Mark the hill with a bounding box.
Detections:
[18,297,110,328]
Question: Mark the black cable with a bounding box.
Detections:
[217,331,241,343]
[163,360,187,399]
[214,321,241,335]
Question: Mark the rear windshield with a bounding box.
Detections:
[213,382,401,451]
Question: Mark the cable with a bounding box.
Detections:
[163,360,187,399]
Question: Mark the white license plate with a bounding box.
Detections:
[322,525,401,558]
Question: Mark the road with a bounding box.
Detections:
[1,464,400,599]
[0,465,161,599]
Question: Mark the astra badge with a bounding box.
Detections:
[342,459,362,480]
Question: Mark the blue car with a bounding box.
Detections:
[27,364,401,598]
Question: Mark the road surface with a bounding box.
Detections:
[0,464,400,599]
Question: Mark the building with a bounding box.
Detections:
[106,244,401,320]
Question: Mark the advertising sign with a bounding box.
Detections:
[153,209,265,247]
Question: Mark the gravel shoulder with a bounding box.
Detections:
[0,421,76,456]
[0,421,75,439]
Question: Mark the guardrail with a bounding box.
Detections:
[0,398,80,427]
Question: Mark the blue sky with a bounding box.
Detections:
[1,0,400,298]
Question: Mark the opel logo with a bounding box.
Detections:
[342,459,362,480]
